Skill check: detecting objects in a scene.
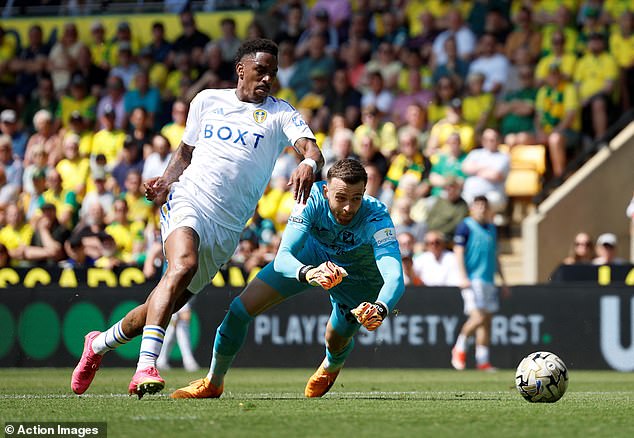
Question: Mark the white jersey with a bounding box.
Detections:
[177,88,315,232]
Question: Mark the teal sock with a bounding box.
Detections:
[206,297,253,384]
[324,339,354,372]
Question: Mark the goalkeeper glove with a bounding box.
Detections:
[351,302,388,331]
[298,261,348,290]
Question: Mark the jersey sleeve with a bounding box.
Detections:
[367,209,405,312]
[277,99,316,149]
[273,184,319,279]
[453,220,470,247]
[181,91,204,147]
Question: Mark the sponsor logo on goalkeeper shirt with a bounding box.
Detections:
[373,228,396,246]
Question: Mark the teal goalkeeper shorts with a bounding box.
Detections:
[256,261,364,339]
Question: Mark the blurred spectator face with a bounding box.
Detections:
[107,76,125,97]
[28,25,43,47]
[175,52,191,73]
[172,101,187,125]
[481,129,500,151]
[364,164,382,196]
[125,171,142,194]
[573,233,593,258]
[329,114,346,133]
[518,66,534,88]
[34,110,53,134]
[514,8,531,29]
[444,36,457,59]
[0,243,9,267]
[467,73,485,94]
[152,23,165,43]
[554,5,571,26]
[424,231,445,256]
[369,72,384,93]
[278,42,295,67]
[62,23,78,45]
[595,240,617,263]
[6,203,22,227]
[513,46,531,66]
[221,19,236,37]
[479,34,496,56]
[91,23,105,43]
[332,129,354,159]
[446,133,462,155]
[405,104,426,128]
[308,34,327,58]
[93,175,106,193]
[152,135,170,156]
[470,197,490,222]
[37,78,55,100]
[130,107,147,129]
[112,199,128,223]
[361,106,379,128]
[287,6,302,27]
[358,134,377,160]
[135,72,149,92]
[101,111,116,130]
[398,132,419,158]
[87,202,105,226]
[70,79,87,99]
[333,70,349,93]
[32,172,46,193]
[0,138,12,162]
[447,10,463,31]
[445,179,462,201]
[397,231,416,257]
[180,11,196,36]
[77,46,93,68]
[377,43,394,62]
[46,170,63,191]
[437,77,455,101]
[588,36,604,55]
[382,11,397,34]
[0,113,17,136]
[63,136,80,159]
[551,32,565,54]
[31,146,47,167]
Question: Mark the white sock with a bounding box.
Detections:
[175,319,198,369]
[92,320,131,355]
[136,325,165,371]
[454,334,468,352]
[475,345,490,365]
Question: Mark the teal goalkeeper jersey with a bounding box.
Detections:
[274,181,405,311]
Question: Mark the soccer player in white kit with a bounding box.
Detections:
[71,39,325,398]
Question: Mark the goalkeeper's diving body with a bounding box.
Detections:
[171,159,405,399]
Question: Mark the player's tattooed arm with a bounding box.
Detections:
[289,137,324,204]
[144,142,194,205]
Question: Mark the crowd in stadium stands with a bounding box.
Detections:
[0,0,632,281]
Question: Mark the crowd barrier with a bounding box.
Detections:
[1,268,632,370]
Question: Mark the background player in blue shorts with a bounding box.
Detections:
[171,159,405,398]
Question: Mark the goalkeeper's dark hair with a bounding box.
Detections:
[327,159,367,186]
[235,39,278,66]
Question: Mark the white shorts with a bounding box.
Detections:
[160,189,241,294]
[461,279,499,315]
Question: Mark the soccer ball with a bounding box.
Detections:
[515,351,569,403]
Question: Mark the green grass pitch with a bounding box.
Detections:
[1,368,633,437]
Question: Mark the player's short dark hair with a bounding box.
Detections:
[327,159,367,186]
[235,38,278,65]
[473,195,489,206]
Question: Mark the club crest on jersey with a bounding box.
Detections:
[342,231,355,244]
[253,109,267,123]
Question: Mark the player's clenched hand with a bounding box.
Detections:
[288,162,315,204]
[352,302,388,331]
[300,261,348,290]
[144,177,170,205]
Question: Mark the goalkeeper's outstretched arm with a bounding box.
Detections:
[375,254,406,313]
[273,225,308,279]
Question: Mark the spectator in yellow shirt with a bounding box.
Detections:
[160,100,187,151]
[0,202,34,266]
[426,98,476,157]
[462,72,495,137]
[535,30,577,86]
[535,64,581,179]
[573,32,619,139]
[610,11,634,110]
[56,133,90,198]
[91,108,126,166]
[105,198,145,265]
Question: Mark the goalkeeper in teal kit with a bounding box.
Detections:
[172,159,405,398]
